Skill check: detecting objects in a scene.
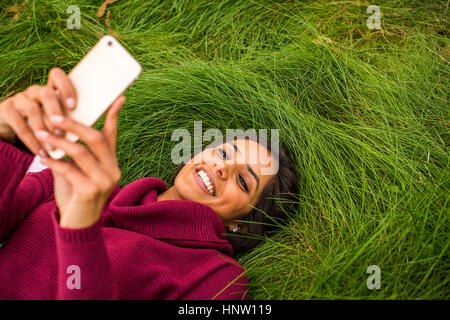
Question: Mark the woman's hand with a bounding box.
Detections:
[0,68,77,153]
[36,95,125,229]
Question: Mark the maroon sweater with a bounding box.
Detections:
[0,140,249,299]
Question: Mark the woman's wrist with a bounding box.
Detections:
[59,212,101,230]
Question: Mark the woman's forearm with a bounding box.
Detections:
[51,208,119,299]
[0,139,41,242]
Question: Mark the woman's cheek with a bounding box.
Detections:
[175,172,195,200]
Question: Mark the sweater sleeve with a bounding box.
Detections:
[0,139,52,242]
[209,265,249,300]
[183,261,250,300]
[51,207,119,299]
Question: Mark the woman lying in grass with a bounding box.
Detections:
[0,68,298,299]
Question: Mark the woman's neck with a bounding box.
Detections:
[156,186,179,202]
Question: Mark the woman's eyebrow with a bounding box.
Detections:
[231,142,260,191]
[247,164,260,192]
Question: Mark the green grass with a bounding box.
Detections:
[1,0,448,299]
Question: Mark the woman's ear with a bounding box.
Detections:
[227,222,243,233]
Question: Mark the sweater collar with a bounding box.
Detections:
[108,177,233,256]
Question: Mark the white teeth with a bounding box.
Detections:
[197,170,214,195]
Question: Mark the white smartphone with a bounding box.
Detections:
[47,35,142,160]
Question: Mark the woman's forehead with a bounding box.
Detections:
[233,138,268,153]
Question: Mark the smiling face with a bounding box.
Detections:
[159,138,277,228]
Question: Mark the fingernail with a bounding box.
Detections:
[36,130,49,139]
[54,129,64,137]
[66,98,75,109]
[50,115,64,123]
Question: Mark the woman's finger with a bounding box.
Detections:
[35,129,114,190]
[103,95,125,155]
[12,92,49,152]
[47,68,77,110]
[40,157,97,200]
[48,115,117,169]
[24,85,66,142]
[0,99,42,155]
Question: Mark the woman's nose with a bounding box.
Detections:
[216,168,227,179]
[214,162,227,179]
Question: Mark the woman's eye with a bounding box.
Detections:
[239,175,249,192]
[218,148,229,160]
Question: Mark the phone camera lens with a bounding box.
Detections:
[108,41,113,46]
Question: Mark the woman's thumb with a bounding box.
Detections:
[104,95,126,153]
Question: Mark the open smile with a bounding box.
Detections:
[193,167,216,196]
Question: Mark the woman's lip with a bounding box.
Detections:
[193,170,213,196]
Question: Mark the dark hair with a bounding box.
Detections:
[170,132,299,255]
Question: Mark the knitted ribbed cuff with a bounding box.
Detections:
[29,167,54,200]
[51,207,102,244]
[0,139,34,168]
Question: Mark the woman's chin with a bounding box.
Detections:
[174,181,202,202]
